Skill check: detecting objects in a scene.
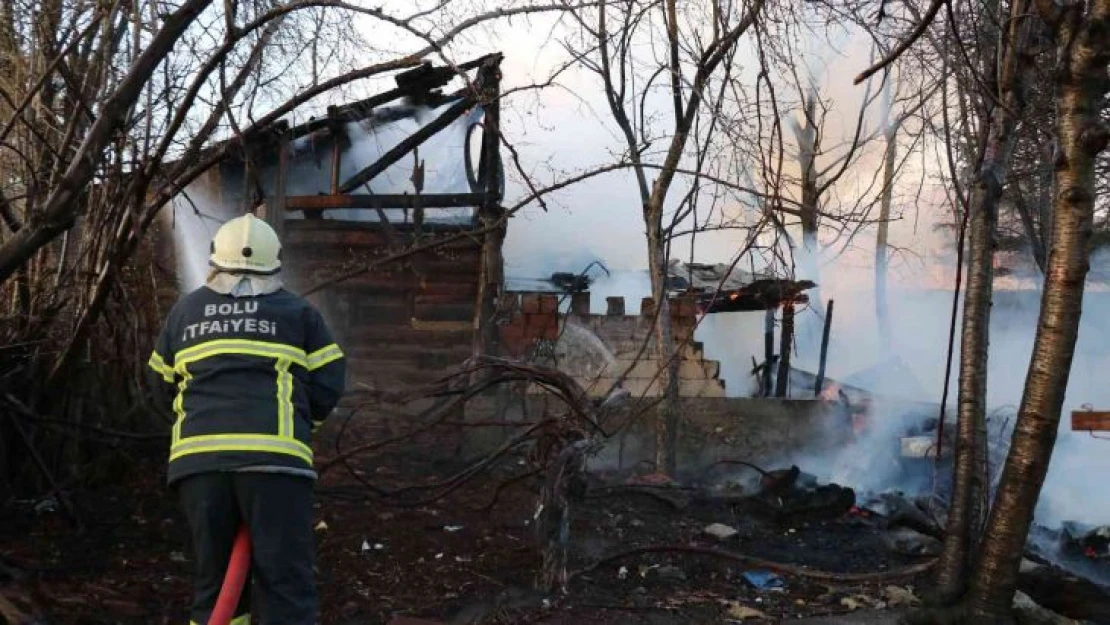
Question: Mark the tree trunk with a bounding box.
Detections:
[933,165,996,601]
[647,218,679,477]
[875,122,900,352]
[798,114,824,326]
[965,0,1110,620]
[537,439,591,593]
[794,92,826,356]
[932,0,1036,601]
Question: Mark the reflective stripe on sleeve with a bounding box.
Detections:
[306,343,344,370]
[148,352,174,383]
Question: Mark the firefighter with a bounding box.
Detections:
[148,212,346,625]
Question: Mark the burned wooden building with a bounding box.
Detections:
[165,52,823,401]
[167,55,506,390]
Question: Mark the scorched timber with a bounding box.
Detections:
[338,96,477,194]
[698,279,816,314]
[294,256,479,278]
[285,193,489,211]
[284,222,485,246]
[413,302,474,323]
[303,279,478,300]
[343,326,473,348]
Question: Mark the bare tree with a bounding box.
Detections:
[562,0,765,475]
[933,0,1041,601]
[874,68,937,352]
[962,0,1110,620]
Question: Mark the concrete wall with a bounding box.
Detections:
[462,394,845,476]
[593,397,846,474]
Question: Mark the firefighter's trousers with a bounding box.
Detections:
[178,472,317,625]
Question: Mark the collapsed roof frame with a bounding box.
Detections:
[258,53,505,237]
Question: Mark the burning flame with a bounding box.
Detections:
[819,382,843,402]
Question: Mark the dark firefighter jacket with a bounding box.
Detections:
[148,286,346,484]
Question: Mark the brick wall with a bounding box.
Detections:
[497,293,560,356]
[283,221,480,389]
[498,292,726,398]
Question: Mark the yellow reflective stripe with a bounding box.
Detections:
[306,343,343,370]
[175,339,307,370]
[172,364,192,445]
[275,358,293,438]
[148,352,174,383]
[170,434,313,465]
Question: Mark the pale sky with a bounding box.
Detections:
[337,2,958,292]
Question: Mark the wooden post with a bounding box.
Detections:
[472,57,504,361]
[814,299,835,397]
[241,149,254,212]
[763,308,774,397]
[265,133,288,242]
[328,107,341,195]
[411,148,425,236]
[775,302,794,398]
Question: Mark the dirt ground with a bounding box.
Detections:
[0,422,950,625]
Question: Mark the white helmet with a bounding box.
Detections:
[209,213,282,275]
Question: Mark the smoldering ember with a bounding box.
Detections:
[1,2,1109,625]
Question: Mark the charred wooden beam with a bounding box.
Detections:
[264,133,289,240]
[473,56,505,361]
[282,54,502,142]
[775,302,795,398]
[763,309,774,397]
[328,110,342,196]
[338,96,476,194]
[814,299,834,397]
[285,88,453,141]
[285,193,488,210]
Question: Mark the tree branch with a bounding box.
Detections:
[854,0,946,84]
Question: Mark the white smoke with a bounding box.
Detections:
[695,269,1110,528]
[162,185,238,292]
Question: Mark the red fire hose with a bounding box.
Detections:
[208,524,251,625]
